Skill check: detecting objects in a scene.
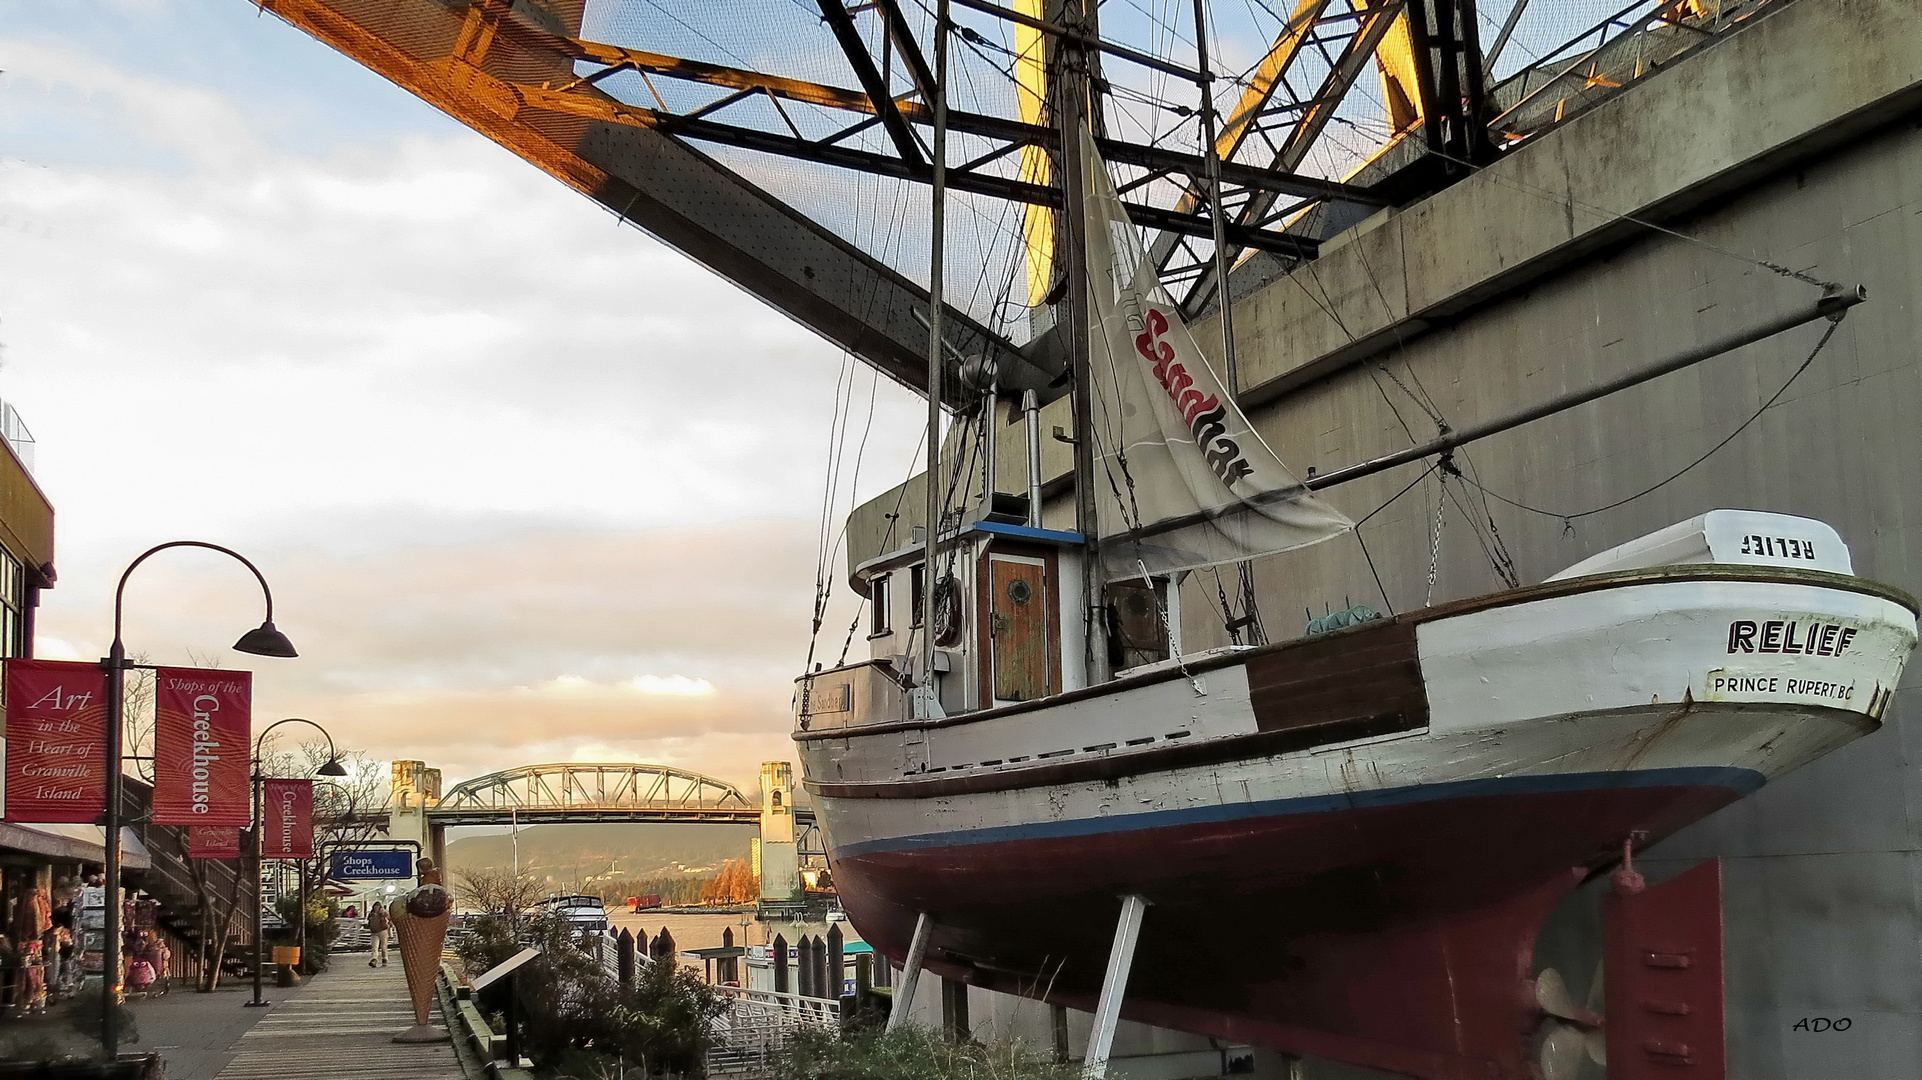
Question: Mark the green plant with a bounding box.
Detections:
[771,1025,1080,1080]
[454,913,528,980]
[267,894,340,975]
[463,910,723,1077]
[601,954,728,1073]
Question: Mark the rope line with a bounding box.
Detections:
[1456,317,1845,526]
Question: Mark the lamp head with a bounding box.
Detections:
[233,620,298,658]
[317,758,349,777]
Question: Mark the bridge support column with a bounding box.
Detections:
[758,761,800,904]
[387,761,443,883]
[387,802,430,859]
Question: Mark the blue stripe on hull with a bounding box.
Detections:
[832,765,1765,858]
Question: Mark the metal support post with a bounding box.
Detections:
[980,385,998,513]
[917,0,951,720]
[1056,0,1107,683]
[887,911,935,1031]
[1190,0,1238,394]
[1023,389,1044,527]
[297,857,310,976]
[503,971,521,1066]
[248,770,269,1007]
[101,642,126,1058]
[1083,894,1149,1078]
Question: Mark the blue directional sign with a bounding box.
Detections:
[330,849,414,881]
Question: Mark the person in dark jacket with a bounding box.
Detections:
[366,901,389,967]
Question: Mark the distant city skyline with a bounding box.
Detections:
[0,1,923,789]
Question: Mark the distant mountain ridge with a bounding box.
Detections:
[444,822,757,888]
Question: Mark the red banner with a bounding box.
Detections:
[4,659,109,823]
[152,668,252,826]
[260,778,314,859]
[188,825,241,860]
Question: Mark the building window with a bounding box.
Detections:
[0,546,23,658]
[871,574,892,636]
[909,565,926,627]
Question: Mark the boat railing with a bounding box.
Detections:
[794,659,910,731]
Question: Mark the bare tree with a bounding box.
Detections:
[251,745,389,940]
[456,868,547,925]
[119,657,157,782]
[300,749,386,900]
[189,850,248,992]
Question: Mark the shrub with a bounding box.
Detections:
[771,1025,1079,1080]
[268,895,340,975]
[464,910,723,1077]
[454,912,527,981]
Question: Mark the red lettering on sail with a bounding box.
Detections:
[1131,306,1255,485]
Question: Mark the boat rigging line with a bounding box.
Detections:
[1455,314,1848,527]
[1106,285,1865,561]
[1298,286,1865,494]
[1187,0,1271,643]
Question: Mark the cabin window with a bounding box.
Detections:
[909,565,926,627]
[0,546,22,658]
[1108,578,1171,671]
[871,574,892,636]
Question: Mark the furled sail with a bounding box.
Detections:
[1080,128,1352,580]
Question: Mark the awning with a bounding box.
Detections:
[0,822,153,870]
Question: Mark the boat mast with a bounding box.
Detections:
[1191,0,1238,393]
[919,0,951,716]
[1057,0,1107,683]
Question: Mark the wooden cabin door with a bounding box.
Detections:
[988,556,1049,702]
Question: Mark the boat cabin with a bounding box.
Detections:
[795,501,1183,730]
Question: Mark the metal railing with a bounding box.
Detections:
[705,985,840,1077]
[0,399,35,475]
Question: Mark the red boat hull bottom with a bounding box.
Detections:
[829,770,1752,1080]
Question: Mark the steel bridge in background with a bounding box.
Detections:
[431,762,765,825]
[380,761,823,858]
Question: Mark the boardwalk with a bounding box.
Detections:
[210,962,463,1080]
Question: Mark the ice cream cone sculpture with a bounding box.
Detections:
[390,857,454,1043]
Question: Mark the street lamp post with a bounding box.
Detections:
[303,778,348,980]
[101,541,299,1061]
[249,718,346,1008]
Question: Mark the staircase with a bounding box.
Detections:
[705,987,840,1077]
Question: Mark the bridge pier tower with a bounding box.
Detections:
[388,761,445,875]
[758,761,800,907]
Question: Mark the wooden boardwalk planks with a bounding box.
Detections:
[213,962,463,1080]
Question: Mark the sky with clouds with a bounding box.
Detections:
[0,1,926,793]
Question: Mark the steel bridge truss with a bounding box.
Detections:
[257,0,1788,403]
[431,762,758,825]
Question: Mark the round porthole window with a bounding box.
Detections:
[1006,578,1033,604]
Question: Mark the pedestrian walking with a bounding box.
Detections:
[367,901,390,967]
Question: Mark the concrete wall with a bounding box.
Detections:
[1193,2,1922,1076]
[896,968,1274,1079]
[842,1,1922,1075]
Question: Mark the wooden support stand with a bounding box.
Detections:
[1083,895,1148,1078]
[888,912,934,1032]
